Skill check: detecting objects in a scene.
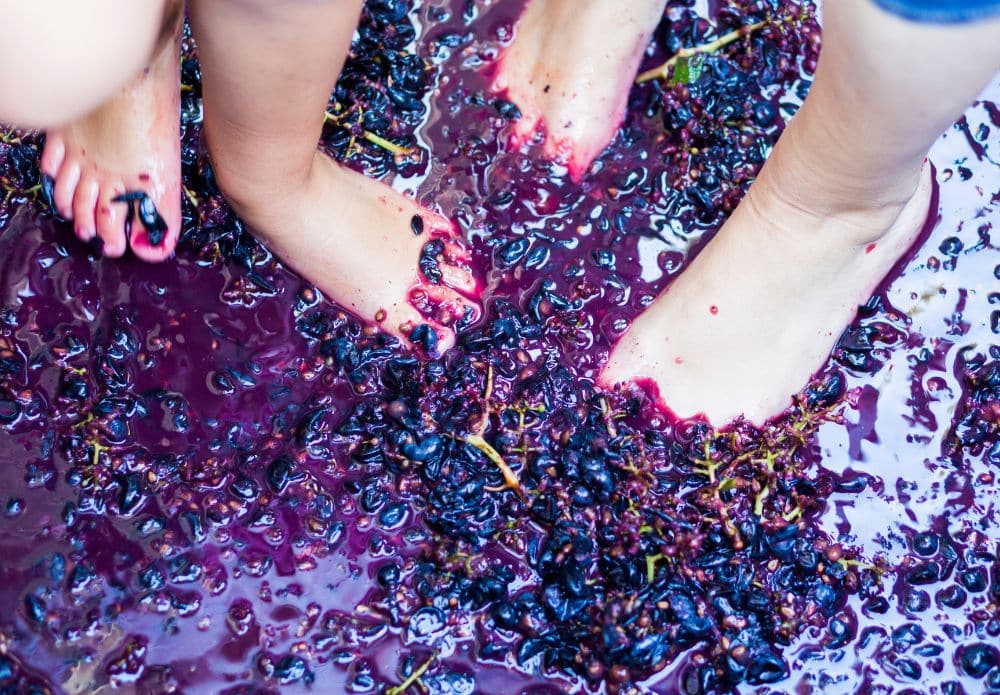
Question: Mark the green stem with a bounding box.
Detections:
[465,434,526,501]
[386,651,438,695]
[646,553,666,583]
[362,130,411,157]
[636,19,768,84]
[323,111,413,156]
[89,440,108,468]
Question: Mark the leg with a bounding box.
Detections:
[491,0,666,181]
[36,0,183,261]
[602,0,1000,425]
[0,0,171,128]
[189,0,479,352]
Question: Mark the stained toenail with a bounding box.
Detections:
[411,214,424,236]
[113,191,168,246]
[138,196,168,246]
[41,175,56,211]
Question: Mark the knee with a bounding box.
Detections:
[0,0,169,129]
[226,0,360,21]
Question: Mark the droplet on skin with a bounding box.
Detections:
[710,305,719,315]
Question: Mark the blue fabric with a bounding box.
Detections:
[873,0,1000,23]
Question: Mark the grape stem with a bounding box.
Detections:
[0,129,23,145]
[323,110,413,156]
[636,19,769,84]
[646,553,666,583]
[464,434,527,501]
[89,439,108,468]
[386,650,438,695]
[600,397,617,438]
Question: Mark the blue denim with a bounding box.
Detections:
[873,0,1000,23]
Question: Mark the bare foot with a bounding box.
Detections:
[600,158,934,426]
[224,152,481,354]
[491,0,664,181]
[39,23,181,261]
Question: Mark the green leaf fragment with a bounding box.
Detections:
[671,54,705,85]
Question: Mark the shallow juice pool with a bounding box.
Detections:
[0,1,997,693]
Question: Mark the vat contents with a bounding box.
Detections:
[0,0,997,693]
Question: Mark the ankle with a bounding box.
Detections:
[228,161,335,243]
[752,128,928,246]
[762,99,928,218]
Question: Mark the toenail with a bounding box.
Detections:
[113,191,168,246]
[137,196,168,246]
[41,175,56,212]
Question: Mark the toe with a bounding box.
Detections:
[509,112,542,150]
[442,239,473,264]
[95,184,128,258]
[129,185,182,263]
[54,159,81,219]
[39,132,66,179]
[72,174,99,241]
[411,284,481,329]
[388,302,456,355]
[429,322,456,354]
[439,263,479,295]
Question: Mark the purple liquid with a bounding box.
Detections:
[0,1,997,693]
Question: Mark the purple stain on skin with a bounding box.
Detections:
[112,191,167,246]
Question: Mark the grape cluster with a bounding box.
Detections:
[948,352,1000,462]
[325,0,431,178]
[645,0,821,225]
[298,292,870,692]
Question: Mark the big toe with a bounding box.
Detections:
[128,184,182,263]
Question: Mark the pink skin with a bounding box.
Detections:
[7,0,476,354]
[402,220,482,353]
[188,0,481,354]
[491,0,666,182]
[600,0,1000,427]
[38,20,181,262]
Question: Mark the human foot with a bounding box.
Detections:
[491,0,664,181]
[39,23,181,261]
[600,161,934,427]
[222,152,481,354]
